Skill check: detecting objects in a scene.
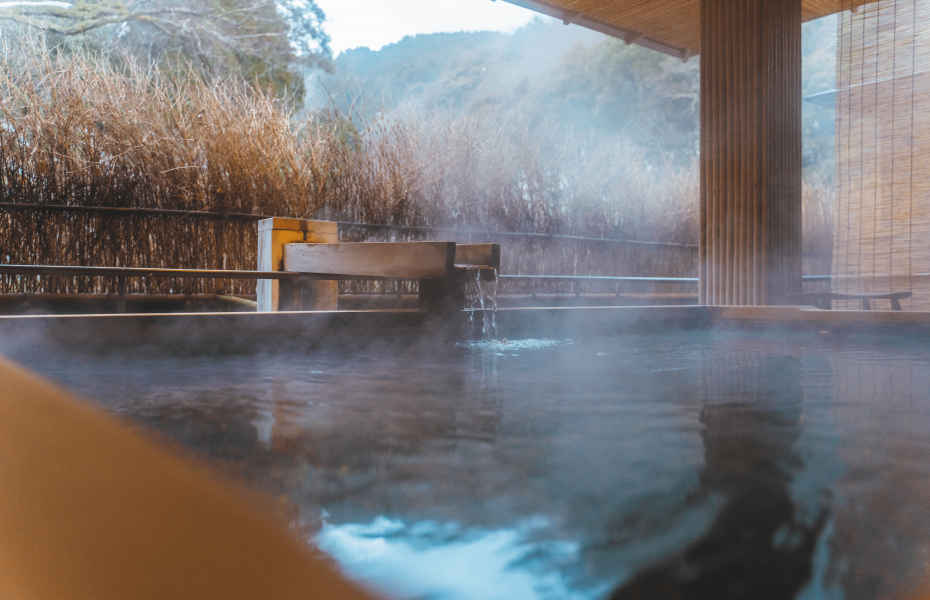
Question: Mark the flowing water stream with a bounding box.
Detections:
[460,265,499,339]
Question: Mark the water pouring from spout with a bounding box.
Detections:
[459,265,499,340]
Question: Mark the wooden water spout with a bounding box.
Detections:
[421,244,501,316]
[283,241,456,279]
[257,218,500,315]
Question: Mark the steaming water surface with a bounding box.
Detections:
[15,329,930,600]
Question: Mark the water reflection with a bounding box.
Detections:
[827,353,930,600]
[13,331,930,599]
[611,355,826,600]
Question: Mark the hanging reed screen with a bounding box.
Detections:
[834,0,930,311]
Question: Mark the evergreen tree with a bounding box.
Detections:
[0,0,331,102]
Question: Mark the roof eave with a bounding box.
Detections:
[498,0,695,62]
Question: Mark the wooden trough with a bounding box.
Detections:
[257,218,500,314]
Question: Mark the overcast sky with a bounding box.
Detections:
[315,0,547,55]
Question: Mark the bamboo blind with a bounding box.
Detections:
[833,0,930,310]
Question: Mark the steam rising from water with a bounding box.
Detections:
[10,329,930,599]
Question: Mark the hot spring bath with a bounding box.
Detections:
[10,325,930,600]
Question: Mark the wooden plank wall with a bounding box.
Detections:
[834,0,930,310]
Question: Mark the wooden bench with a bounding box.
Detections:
[796,291,912,311]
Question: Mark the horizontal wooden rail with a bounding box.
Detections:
[0,264,442,314]
[0,293,258,312]
[3,265,923,316]
[342,224,699,250]
[0,265,295,280]
[0,265,428,282]
[0,203,698,249]
[0,203,269,221]
[1,267,886,285]
[501,274,930,283]
[500,275,700,284]
[4,266,919,285]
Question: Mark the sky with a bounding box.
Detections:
[315,0,545,55]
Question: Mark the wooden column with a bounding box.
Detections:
[257,218,337,312]
[700,0,802,305]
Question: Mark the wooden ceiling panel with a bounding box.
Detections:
[507,0,852,55]
[567,0,701,51]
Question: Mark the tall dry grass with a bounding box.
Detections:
[0,39,833,297]
[0,42,322,215]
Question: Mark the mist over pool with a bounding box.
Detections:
[16,329,930,599]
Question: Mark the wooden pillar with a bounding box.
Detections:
[699,0,802,305]
[257,218,337,312]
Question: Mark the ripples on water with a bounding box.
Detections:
[15,330,930,600]
[316,516,596,600]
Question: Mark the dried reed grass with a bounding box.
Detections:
[0,39,833,297]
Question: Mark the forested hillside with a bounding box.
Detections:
[0,6,838,284]
[316,16,837,178]
[1,0,332,103]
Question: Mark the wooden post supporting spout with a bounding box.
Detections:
[257,218,337,311]
[699,0,803,305]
